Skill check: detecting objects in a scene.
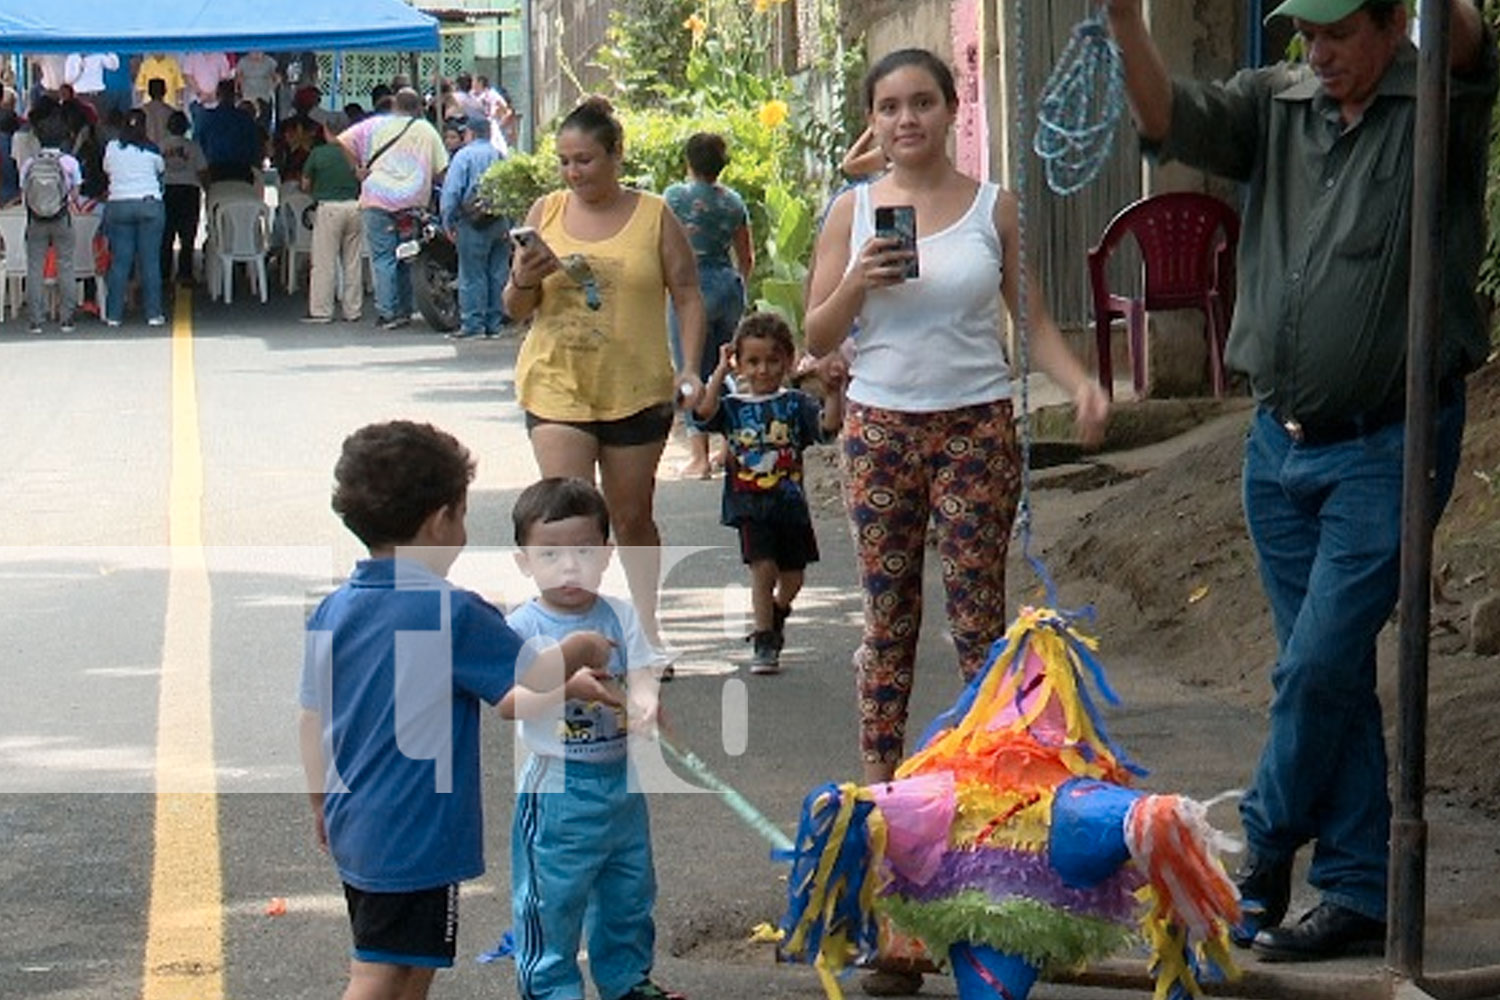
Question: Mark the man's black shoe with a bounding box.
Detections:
[1230,851,1293,946]
[1252,902,1385,962]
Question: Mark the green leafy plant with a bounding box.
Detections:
[755,184,814,333]
[592,0,697,108]
[477,134,556,222]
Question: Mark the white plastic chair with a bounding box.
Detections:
[210,200,272,304]
[0,207,28,320]
[279,191,315,293]
[67,212,105,320]
[202,181,260,297]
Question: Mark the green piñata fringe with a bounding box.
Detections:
[877,890,1136,973]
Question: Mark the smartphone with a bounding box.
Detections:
[874,205,919,280]
[509,226,552,257]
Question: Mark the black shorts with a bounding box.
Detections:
[738,518,819,571]
[525,403,674,448]
[343,882,459,968]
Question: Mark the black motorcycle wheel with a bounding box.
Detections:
[412,252,460,333]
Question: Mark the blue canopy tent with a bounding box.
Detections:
[0,0,440,53]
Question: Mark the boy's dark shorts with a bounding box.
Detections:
[525,403,674,448]
[738,518,819,571]
[343,882,459,968]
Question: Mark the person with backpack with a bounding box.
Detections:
[437,114,508,339]
[20,115,83,334]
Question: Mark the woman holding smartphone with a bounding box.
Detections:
[807,48,1108,781]
[503,95,707,652]
[806,50,1108,993]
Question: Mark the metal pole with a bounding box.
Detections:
[520,0,534,152]
[1247,0,1265,67]
[1390,0,1452,981]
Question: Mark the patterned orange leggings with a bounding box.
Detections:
[842,399,1021,767]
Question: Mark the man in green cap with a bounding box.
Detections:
[1104,0,1495,964]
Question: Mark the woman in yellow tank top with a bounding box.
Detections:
[504,96,707,649]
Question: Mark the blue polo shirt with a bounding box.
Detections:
[300,557,522,892]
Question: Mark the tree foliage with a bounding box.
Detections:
[593,0,698,108]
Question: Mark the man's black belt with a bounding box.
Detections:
[1278,377,1461,447]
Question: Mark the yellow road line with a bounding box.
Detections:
[143,290,226,1000]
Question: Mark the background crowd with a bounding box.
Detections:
[0,50,518,331]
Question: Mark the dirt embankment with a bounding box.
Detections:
[1041,363,1500,816]
[798,366,1500,814]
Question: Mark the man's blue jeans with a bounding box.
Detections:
[1238,389,1465,921]
[455,219,510,334]
[362,207,412,322]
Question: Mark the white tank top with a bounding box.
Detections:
[845,182,1011,412]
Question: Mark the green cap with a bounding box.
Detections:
[1264,0,1402,24]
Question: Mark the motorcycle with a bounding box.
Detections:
[395,210,460,333]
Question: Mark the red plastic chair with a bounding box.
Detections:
[1088,191,1240,399]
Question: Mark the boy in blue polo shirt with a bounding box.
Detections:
[299,421,616,1000]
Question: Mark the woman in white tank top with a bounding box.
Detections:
[806,48,1109,786]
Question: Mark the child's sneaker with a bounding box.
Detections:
[748,630,780,675]
[619,981,686,1000]
[771,603,791,653]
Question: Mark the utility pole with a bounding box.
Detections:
[519,0,534,151]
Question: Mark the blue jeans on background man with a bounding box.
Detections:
[1238,389,1465,922]
[105,197,167,324]
[362,207,413,323]
[669,263,744,381]
[455,219,511,335]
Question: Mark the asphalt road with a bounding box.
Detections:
[0,291,928,1000]
[2,290,1496,1000]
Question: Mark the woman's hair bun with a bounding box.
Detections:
[578,95,615,117]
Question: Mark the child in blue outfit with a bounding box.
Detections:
[502,476,682,1000]
[693,312,845,674]
[299,421,614,1000]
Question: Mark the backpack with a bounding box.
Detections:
[25,149,68,220]
[461,188,501,228]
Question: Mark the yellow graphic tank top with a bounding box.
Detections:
[515,190,673,421]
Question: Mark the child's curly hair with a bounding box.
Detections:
[732,311,796,362]
[332,421,475,548]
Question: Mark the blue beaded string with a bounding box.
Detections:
[1033,5,1126,197]
[1012,1,1120,610]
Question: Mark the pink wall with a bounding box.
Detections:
[950,0,987,180]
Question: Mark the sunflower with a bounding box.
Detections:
[757,99,789,129]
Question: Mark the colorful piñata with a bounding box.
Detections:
[779,607,1241,1000]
